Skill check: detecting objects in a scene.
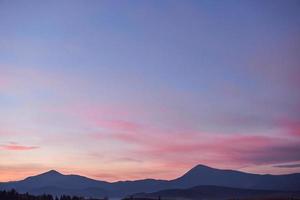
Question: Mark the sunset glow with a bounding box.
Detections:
[0,0,300,182]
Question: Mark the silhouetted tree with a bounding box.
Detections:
[0,190,85,200]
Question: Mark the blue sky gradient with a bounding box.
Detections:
[0,0,300,181]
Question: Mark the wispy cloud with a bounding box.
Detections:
[0,143,39,151]
[278,119,300,137]
[273,163,300,168]
[97,130,300,168]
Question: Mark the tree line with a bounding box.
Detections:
[0,189,84,200]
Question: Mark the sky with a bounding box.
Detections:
[0,0,300,182]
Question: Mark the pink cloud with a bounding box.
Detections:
[42,102,143,132]
[97,129,300,169]
[278,119,300,137]
[0,143,39,151]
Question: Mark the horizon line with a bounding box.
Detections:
[4,163,300,183]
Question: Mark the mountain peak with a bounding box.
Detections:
[178,164,218,179]
[23,170,64,182]
[194,164,214,169]
[42,170,62,176]
[189,164,216,172]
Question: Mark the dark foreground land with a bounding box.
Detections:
[2,189,300,200]
[124,185,300,200]
[123,197,300,200]
[0,190,83,200]
[0,189,110,200]
[0,189,88,200]
[129,185,300,200]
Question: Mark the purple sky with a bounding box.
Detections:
[0,0,300,181]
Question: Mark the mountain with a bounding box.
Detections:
[132,185,300,200]
[170,164,300,190]
[0,165,300,198]
[0,170,112,197]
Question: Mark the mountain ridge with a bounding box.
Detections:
[1,164,299,197]
[18,164,300,183]
[133,185,300,200]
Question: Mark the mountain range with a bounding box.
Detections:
[0,164,299,198]
[133,185,300,200]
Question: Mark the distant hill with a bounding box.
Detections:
[170,164,300,190]
[0,170,112,197]
[132,185,300,200]
[1,164,300,198]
